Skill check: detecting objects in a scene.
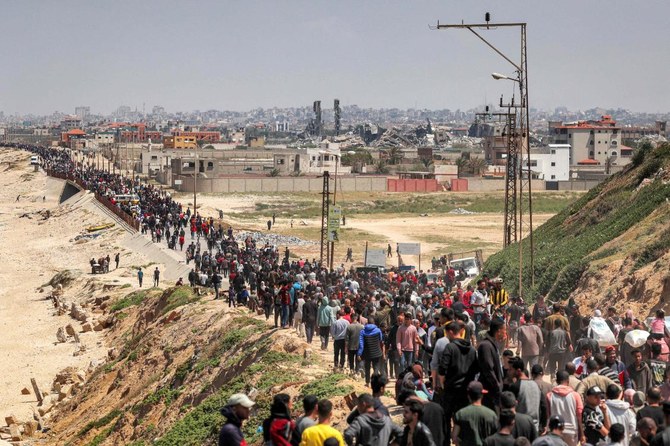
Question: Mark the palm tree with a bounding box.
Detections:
[420,158,434,170]
[467,157,487,175]
[455,157,469,178]
[388,147,403,165]
[375,159,390,174]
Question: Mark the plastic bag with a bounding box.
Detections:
[588,317,617,346]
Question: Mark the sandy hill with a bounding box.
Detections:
[484,142,670,315]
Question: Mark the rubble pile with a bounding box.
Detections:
[235,231,316,247]
[449,208,476,215]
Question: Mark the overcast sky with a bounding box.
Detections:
[1,1,668,115]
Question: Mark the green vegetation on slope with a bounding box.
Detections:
[484,142,670,301]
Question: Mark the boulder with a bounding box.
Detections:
[23,420,38,437]
[20,388,30,395]
[8,424,20,441]
[81,322,92,333]
[107,348,118,360]
[4,415,18,426]
[56,327,67,343]
[58,385,72,401]
[65,324,76,337]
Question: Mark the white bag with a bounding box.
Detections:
[624,329,650,348]
[588,317,617,347]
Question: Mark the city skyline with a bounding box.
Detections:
[1,1,669,115]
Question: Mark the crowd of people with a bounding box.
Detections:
[14,143,670,445]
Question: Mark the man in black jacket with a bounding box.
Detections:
[438,320,479,443]
[477,319,505,412]
[302,296,318,344]
[400,399,437,446]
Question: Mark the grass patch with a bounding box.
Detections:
[77,409,122,438]
[162,287,200,315]
[300,373,353,400]
[85,426,114,446]
[110,291,147,312]
[633,227,670,270]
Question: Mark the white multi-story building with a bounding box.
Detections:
[526,144,570,181]
[549,115,629,166]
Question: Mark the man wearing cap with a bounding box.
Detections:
[453,381,498,446]
[219,393,255,446]
[582,385,611,446]
[478,318,506,411]
[531,416,569,446]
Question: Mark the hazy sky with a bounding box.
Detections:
[1,1,668,115]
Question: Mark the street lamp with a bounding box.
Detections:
[491,72,518,82]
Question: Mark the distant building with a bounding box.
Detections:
[172,130,221,142]
[163,135,198,149]
[549,115,627,166]
[61,116,82,130]
[526,144,570,181]
[74,106,90,121]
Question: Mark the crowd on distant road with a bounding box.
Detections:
[12,143,670,446]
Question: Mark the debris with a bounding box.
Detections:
[235,231,316,247]
[30,378,43,404]
[449,208,476,215]
[20,388,30,395]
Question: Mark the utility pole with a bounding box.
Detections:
[435,13,534,297]
[320,171,331,268]
[193,144,198,215]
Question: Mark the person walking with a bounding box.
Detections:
[478,319,505,411]
[346,314,364,376]
[318,295,335,350]
[295,292,306,337]
[453,382,499,446]
[547,370,584,446]
[212,272,222,299]
[331,311,350,370]
[400,399,437,446]
[517,313,544,368]
[218,393,255,446]
[303,296,318,344]
[357,316,384,386]
[438,320,479,442]
[153,267,160,287]
[114,252,120,269]
[137,268,144,287]
[397,312,420,371]
[300,399,345,446]
[343,393,403,446]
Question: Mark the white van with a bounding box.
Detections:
[30,156,39,165]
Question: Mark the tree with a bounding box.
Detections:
[267,168,280,177]
[388,147,403,165]
[467,157,487,175]
[455,157,469,178]
[420,158,434,170]
[375,159,390,174]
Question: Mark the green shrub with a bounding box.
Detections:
[110,291,146,312]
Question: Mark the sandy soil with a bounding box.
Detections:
[0,149,150,422]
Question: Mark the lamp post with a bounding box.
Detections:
[435,14,534,298]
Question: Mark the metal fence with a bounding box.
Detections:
[45,169,139,231]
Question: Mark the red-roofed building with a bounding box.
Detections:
[549,115,627,166]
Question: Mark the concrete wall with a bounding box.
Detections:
[464,179,507,191]
[173,175,388,193]
[556,179,602,191]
